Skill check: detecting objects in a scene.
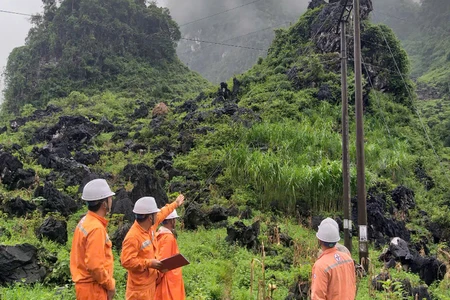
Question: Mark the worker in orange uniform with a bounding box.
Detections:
[311,218,356,300]
[155,209,186,300]
[121,194,185,300]
[70,179,116,300]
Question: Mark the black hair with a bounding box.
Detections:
[87,198,108,212]
[321,241,337,248]
[135,214,151,223]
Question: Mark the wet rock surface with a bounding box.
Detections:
[34,182,78,217]
[0,151,35,190]
[0,243,46,285]
[33,116,100,150]
[111,223,132,252]
[121,164,168,206]
[2,197,37,217]
[379,237,447,285]
[352,186,411,247]
[183,203,209,230]
[110,189,135,222]
[132,103,149,119]
[414,160,435,190]
[74,151,100,166]
[207,205,228,223]
[225,221,260,250]
[372,274,432,299]
[10,105,61,131]
[240,206,253,220]
[36,217,68,245]
[390,185,415,213]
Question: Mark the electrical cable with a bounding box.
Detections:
[372,11,450,184]
[179,37,266,51]
[187,4,344,203]
[0,9,33,17]
[178,20,294,56]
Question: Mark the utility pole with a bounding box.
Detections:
[337,0,353,254]
[340,20,352,253]
[353,0,368,271]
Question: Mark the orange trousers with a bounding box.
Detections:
[125,285,155,300]
[75,282,107,300]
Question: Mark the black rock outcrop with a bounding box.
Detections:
[111,223,132,252]
[0,244,46,285]
[34,182,78,217]
[379,237,447,285]
[2,197,37,217]
[225,221,260,250]
[121,164,168,206]
[36,217,68,245]
[0,151,35,190]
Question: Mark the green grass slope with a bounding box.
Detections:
[0,1,450,299]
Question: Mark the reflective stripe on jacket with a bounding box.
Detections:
[155,226,186,300]
[121,201,178,300]
[311,247,356,300]
[70,211,115,292]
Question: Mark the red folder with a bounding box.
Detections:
[160,253,190,271]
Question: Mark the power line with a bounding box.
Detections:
[187,4,344,204]
[178,20,294,56]
[372,12,450,184]
[179,0,263,27]
[179,37,266,51]
[0,9,33,17]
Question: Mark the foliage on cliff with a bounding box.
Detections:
[2,0,207,114]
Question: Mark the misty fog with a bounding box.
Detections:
[163,0,310,82]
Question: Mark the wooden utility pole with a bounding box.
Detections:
[337,0,354,253]
[353,0,368,271]
[340,19,352,253]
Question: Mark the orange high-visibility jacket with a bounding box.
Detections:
[311,247,356,300]
[155,226,186,300]
[121,201,178,300]
[70,211,115,300]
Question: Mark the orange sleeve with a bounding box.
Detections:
[121,236,151,272]
[311,263,328,300]
[155,201,178,227]
[84,228,115,291]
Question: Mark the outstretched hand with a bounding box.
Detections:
[175,194,185,206]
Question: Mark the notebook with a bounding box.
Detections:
[160,253,190,271]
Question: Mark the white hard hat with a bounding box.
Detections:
[165,209,179,220]
[82,179,115,201]
[133,197,160,214]
[321,217,339,231]
[316,218,340,243]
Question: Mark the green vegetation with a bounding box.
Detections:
[373,0,450,95]
[2,0,208,114]
[1,0,450,299]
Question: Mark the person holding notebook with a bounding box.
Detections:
[155,209,186,300]
[121,194,185,300]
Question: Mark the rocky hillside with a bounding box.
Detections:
[0,0,449,299]
[372,0,450,97]
[1,0,208,115]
